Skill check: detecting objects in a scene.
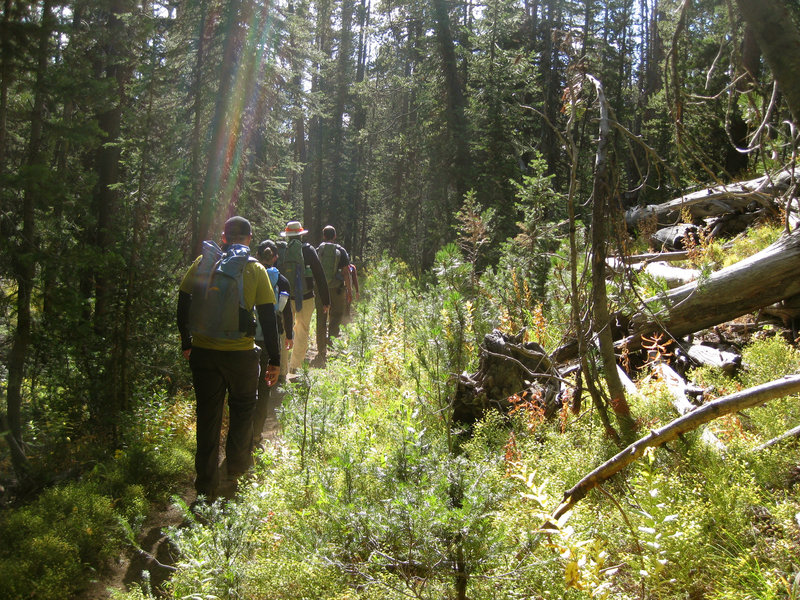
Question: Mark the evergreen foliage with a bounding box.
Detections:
[1,0,800,597]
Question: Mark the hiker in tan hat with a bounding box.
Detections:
[277,220,330,372]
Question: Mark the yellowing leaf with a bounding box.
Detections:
[565,560,580,588]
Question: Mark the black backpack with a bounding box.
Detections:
[188,241,258,339]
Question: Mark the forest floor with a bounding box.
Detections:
[78,386,289,599]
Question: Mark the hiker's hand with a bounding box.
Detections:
[285,338,294,350]
[265,365,280,387]
[183,348,191,360]
[323,304,330,314]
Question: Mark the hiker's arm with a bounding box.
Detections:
[281,303,293,344]
[277,275,294,347]
[305,245,331,307]
[256,303,280,385]
[177,291,192,359]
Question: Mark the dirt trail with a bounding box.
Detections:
[80,404,284,599]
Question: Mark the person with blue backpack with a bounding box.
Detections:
[252,239,293,445]
[277,220,330,373]
[176,216,281,502]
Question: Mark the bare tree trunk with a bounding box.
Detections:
[187,0,209,254]
[197,0,244,250]
[5,0,54,482]
[587,75,637,441]
[734,0,800,123]
[0,0,12,176]
[431,0,471,203]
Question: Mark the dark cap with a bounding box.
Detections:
[224,216,252,238]
[258,239,278,260]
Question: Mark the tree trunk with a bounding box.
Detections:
[623,228,800,350]
[197,0,244,250]
[5,0,54,482]
[0,0,12,176]
[187,0,209,255]
[733,0,800,123]
[431,0,471,203]
[587,75,637,440]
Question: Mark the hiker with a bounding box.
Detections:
[343,262,360,325]
[176,216,281,501]
[313,225,353,366]
[277,220,330,373]
[252,239,293,445]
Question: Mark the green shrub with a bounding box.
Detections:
[0,481,120,599]
[0,534,83,600]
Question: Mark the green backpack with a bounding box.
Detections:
[277,238,311,310]
[317,242,342,287]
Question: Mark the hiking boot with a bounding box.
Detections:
[309,354,327,368]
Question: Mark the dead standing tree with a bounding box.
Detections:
[585,75,637,442]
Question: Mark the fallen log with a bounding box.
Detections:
[606,258,700,288]
[652,362,725,450]
[651,223,698,250]
[551,374,800,521]
[639,261,701,288]
[686,344,741,374]
[612,251,691,264]
[761,294,800,327]
[625,172,789,229]
[754,424,800,451]
[622,228,800,352]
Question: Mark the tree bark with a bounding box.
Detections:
[587,74,636,440]
[5,0,54,482]
[733,0,800,123]
[623,228,800,351]
[431,0,471,203]
[624,172,788,230]
[552,374,800,520]
[197,0,244,250]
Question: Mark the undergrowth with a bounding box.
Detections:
[0,393,194,600]
[122,253,800,600]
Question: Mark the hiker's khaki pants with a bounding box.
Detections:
[289,297,315,371]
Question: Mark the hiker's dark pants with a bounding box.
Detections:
[252,340,280,445]
[189,346,260,498]
[315,285,346,357]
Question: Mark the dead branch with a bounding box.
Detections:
[754,424,800,451]
[551,374,800,520]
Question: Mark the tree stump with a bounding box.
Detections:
[453,330,563,423]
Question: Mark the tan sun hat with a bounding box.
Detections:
[280,220,308,237]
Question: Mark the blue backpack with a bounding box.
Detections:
[188,241,258,339]
[267,267,290,313]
